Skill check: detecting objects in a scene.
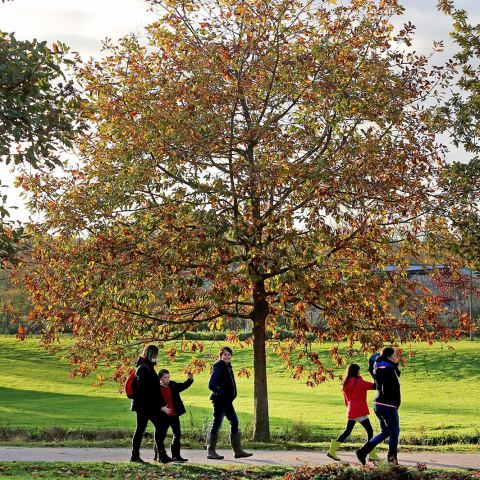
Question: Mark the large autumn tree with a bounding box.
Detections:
[20,0,469,440]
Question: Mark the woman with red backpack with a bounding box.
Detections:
[130,344,173,464]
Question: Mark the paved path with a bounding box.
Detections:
[1,447,479,470]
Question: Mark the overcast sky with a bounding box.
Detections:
[1,0,479,222]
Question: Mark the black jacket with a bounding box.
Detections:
[130,357,163,412]
[208,359,237,404]
[160,378,193,416]
[373,359,401,408]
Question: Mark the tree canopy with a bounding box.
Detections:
[0,31,82,265]
[433,0,480,272]
[20,0,470,440]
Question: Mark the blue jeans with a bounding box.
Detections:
[210,402,239,435]
[369,404,400,452]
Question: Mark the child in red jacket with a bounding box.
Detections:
[327,363,379,462]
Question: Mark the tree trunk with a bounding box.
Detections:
[251,280,270,441]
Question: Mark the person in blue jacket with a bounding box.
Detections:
[356,347,402,465]
[368,352,380,382]
[206,346,252,460]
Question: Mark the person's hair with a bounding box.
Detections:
[219,346,233,357]
[158,368,169,378]
[341,363,360,391]
[142,344,159,361]
[378,347,395,361]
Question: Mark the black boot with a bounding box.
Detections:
[355,443,374,466]
[171,442,188,462]
[158,448,173,464]
[153,443,158,462]
[387,450,398,463]
[130,450,147,464]
[206,433,224,460]
[230,432,253,459]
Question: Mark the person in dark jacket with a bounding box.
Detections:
[206,346,252,460]
[327,363,379,462]
[368,352,380,382]
[355,347,402,465]
[153,369,194,462]
[130,344,172,464]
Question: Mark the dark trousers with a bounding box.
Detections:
[210,402,239,435]
[154,415,182,458]
[162,415,181,445]
[367,404,400,453]
[132,410,164,455]
[337,417,374,443]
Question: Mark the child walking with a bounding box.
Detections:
[327,363,380,462]
[154,369,194,462]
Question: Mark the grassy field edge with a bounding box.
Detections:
[0,461,479,480]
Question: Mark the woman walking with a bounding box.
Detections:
[355,347,402,465]
[130,344,172,464]
[206,346,252,460]
[327,364,380,462]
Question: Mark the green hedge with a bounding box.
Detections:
[183,327,316,341]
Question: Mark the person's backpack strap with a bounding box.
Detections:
[125,362,150,398]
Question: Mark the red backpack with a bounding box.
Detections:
[125,362,150,399]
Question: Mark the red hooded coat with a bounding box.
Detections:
[343,376,374,418]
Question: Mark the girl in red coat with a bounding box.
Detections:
[327,363,380,462]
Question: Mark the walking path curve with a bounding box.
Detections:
[1,447,479,470]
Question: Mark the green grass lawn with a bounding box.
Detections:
[0,462,292,479]
[0,463,478,480]
[1,336,480,445]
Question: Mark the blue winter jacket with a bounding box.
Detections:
[208,359,237,404]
